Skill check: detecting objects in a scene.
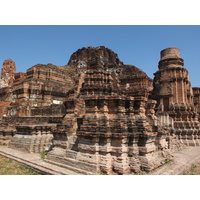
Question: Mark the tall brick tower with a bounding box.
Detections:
[1,59,16,87]
[153,47,200,146]
[153,48,194,111]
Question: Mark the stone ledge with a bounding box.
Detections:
[1,146,200,175]
[0,146,84,175]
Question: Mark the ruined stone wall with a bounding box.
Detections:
[0,116,62,149]
[26,64,74,84]
[0,87,12,102]
[12,80,68,107]
[9,124,55,153]
[0,60,75,118]
[31,104,66,117]
[119,65,153,97]
[12,77,71,108]
[0,59,76,148]
[0,87,13,117]
[4,63,75,117]
[13,72,27,85]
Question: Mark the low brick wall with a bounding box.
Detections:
[2,116,63,125]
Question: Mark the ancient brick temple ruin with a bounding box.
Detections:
[0,46,200,174]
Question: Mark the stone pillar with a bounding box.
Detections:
[30,130,37,153]
[129,136,140,173]
[94,137,100,173]
[105,137,113,174]
[121,136,131,174]
[1,59,16,87]
[118,99,126,114]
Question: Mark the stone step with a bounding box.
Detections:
[0,147,83,175]
[44,158,94,175]
[0,150,59,175]
[45,153,96,174]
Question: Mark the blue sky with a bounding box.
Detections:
[1,25,200,86]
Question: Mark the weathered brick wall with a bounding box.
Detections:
[31,104,66,116]
[13,72,27,85]
[2,116,63,125]
[193,87,200,121]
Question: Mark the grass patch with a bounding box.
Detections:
[40,151,47,159]
[0,155,41,175]
[164,159,173,164]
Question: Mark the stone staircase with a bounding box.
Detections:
[45,150,96,175]
[0,146,87,175]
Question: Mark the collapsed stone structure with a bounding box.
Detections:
[0,46,199,174]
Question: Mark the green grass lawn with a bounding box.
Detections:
[0,155,41,175]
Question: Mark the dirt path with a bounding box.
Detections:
[149,146,200,175]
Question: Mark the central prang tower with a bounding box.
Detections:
[153,47,200,146]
